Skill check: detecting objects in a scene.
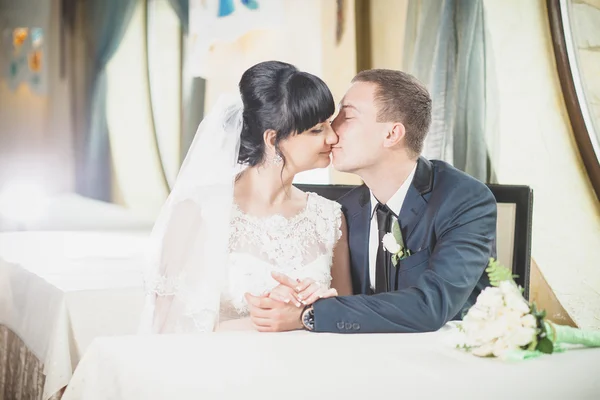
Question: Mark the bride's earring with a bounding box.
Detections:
[270,153,283,165]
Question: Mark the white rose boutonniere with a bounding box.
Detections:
[381,218,411,266]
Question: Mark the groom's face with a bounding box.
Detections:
[330,82,388,174]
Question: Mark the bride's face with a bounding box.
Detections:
[278,119,338,174]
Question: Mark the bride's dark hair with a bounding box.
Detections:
[237,61,335,167]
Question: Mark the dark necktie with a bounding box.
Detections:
[375,203,394,293]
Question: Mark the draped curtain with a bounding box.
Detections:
[79,0,136,200]
[167,0,189,33]
[403,0,496,183]
[165,0,206,163]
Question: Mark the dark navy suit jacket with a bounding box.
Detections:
[313,157,497,333]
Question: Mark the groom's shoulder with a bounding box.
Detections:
[428,159,494,200]
[336,184,369,211]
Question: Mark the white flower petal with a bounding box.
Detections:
[465,306,489,321]
[475,287,504,309]
[508,327,536,347]
[382,233,401,253]
[505,294,531,315]
[472,343,494,357]
[492,338,512,357]
[499,280,520,295]
[521,314,537,328]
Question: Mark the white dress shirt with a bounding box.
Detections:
[368,165,417,290]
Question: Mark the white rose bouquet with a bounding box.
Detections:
[456,259,600,360]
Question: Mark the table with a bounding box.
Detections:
[0,193,154,232]
[63,328,600,400]
[0,231,149,399]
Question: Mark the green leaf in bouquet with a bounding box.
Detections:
[526,337,538,352]
[534,309,555,354]
[392,219,404,247]
[536,309,547,321]
[536,337,554,354]
[485,258,518,286]
[531,303,547,322]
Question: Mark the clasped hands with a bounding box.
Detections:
[244,272,337,332]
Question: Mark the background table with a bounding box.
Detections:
[0,231,149,399]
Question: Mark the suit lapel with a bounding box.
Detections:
[348,185,371,294]
[398,187,427,241]
[392,158,433,290]
[398,157,433,246]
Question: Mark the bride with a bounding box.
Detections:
[140,61,352,333]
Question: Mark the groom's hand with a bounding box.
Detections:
[245,293,303,332]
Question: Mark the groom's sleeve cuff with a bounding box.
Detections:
[312,298,361,333]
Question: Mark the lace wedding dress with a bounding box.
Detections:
[140,191,342,333]
[220,192,342,322]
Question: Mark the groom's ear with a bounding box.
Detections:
[384,122,406,148]
[263,129,278,153]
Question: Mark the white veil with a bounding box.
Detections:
[139,93,245,333]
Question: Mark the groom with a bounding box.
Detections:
[246,69,497,333]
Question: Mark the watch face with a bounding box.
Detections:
[303,307,314,330]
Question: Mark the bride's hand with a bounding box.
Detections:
[295,278,338,305]
[266,272,302,307]
[271,272,338,306]
[266,285,302,308]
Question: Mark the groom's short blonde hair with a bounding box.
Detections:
[352,69,431,157]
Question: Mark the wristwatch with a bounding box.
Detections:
[301,305,315,331]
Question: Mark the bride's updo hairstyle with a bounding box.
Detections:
[237,61,335,167]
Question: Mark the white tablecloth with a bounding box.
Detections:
[63,328,600,400]
[0,231,149,399]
